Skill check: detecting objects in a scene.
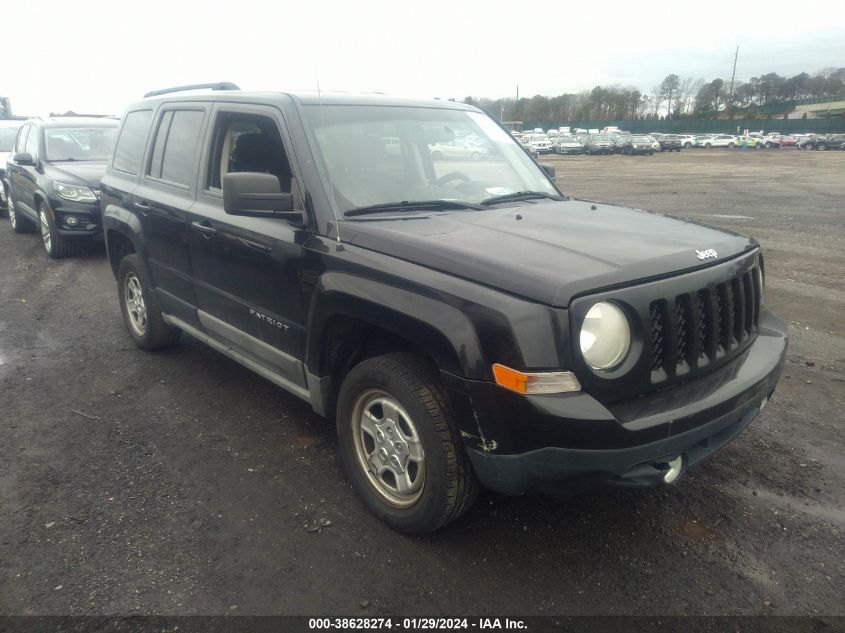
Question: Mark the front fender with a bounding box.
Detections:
[304,271,484,379]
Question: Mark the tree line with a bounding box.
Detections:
[463,67,845,122]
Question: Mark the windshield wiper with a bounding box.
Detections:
[481,191,564,206]
[344,199,484,217]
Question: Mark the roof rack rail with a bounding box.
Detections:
[143,82,240,99]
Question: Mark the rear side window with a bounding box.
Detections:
[113,110,153,175]
[147,109,205,187]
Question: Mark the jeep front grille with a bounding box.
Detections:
[649,264,761,384]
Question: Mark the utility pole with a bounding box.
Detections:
[727,46,739,118]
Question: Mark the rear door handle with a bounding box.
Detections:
[191,221,217,238]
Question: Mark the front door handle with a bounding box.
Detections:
[133,201,152,214]
[191,221,217,238]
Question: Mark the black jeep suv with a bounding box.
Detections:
[100,84,787,533]
[5,117,118,257]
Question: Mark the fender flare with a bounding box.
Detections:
[103,203,147,276]
[304,271,485,380]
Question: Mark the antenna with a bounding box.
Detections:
[316,74,343,247]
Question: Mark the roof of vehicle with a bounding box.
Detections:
[26,116,119,128]
[133,90,482,112]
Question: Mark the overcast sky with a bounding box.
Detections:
[4,0,844,116]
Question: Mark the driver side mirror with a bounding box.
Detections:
[223,172,303,223]
[538,162,555,179]
[13,152,34,166]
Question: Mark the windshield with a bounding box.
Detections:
[303,105,558,212]
[0,125,22,152]
[631,136,650,142]
[45,126,117,161]
[590,135,610,141]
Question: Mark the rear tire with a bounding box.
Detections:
[727,142,735,149]
[117,253,181,350]
[337,353,479,534]
[8,198,35,234]
[817,143,827,151]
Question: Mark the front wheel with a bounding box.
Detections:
[727,142,735,149]
[39,203,78,258]
[337,353,479,534]
[817,143,827,151]
[117,254,181,350]
[704,142,712,148]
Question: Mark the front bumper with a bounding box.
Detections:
[50,199,103,239]
[458,310,787,495]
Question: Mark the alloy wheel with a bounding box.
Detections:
[40,210,51,253]
[124,273,148,337]
[351,389,425,508]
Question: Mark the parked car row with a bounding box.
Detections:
[795,133,845,150]
[1,84,789,535]
[1,117,119,256]
[510,127,845,157]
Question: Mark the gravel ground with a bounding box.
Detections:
[0,149,843,617]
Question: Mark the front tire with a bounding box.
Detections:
[727,142,735,149]
[117,253,181,350]
[337,353,478,534]
[817,143,827,151]
[39,203,78,258]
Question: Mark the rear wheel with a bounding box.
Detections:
[8,198,35,234]
[817,143,827,151]
[337,353,478,534]
[704,142,712,148]
[727,142,735,149]
[117,254,181,350]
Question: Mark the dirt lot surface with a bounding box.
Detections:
[1,149,843,617]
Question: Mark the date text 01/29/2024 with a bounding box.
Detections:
[307,617,527,630]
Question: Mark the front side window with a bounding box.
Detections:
[206,113,292,192]
[25,125,38,157]
[15,125,30,153]
[45,126,116,161]
[303,105,557,212]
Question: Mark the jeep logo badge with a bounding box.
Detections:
[696,248,718,260]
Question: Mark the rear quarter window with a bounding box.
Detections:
[113,110,153,175]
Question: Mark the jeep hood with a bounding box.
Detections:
[44,161,108,190]
[341,199,756,307]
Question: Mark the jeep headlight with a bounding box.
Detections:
[55,182,97,203]
[580,302,631,371]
